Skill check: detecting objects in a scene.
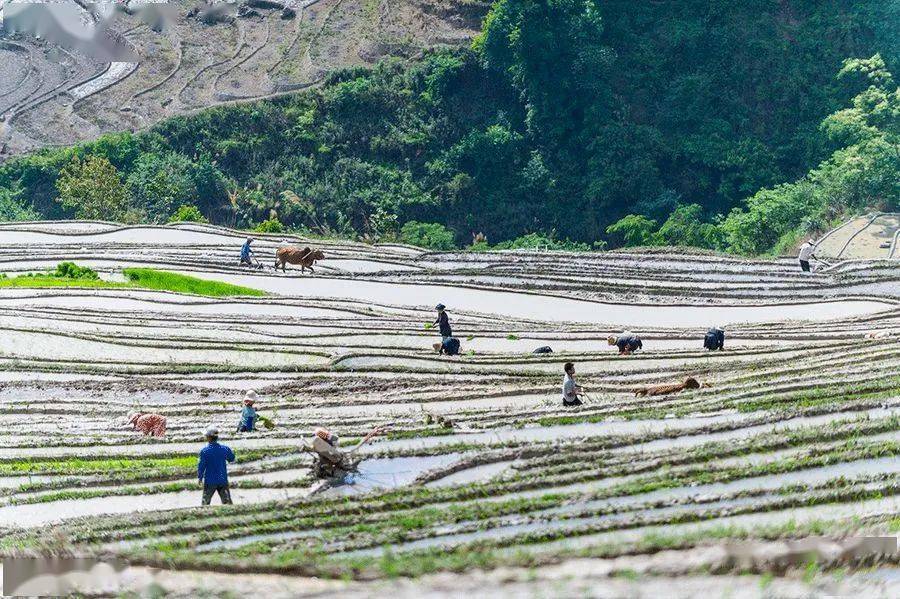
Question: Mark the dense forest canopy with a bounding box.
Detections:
[0,0,897,254]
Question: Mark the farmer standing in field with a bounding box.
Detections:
[798,239,817,272]
[433,303,452,338]
[198,426,235,505]
[562,362,583,407]
[236,390,259,432]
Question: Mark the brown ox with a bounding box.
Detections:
[275,246,325,273]
[634,376,701,397]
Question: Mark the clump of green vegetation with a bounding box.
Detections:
[53,261,99,280]
[0,262,112,288]
[169,204,208,223]
[399,221,456,250]
[0,263,265,297]
[122,268,267,297]
[254,218,285,233]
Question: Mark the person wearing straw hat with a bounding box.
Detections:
[198,426,235,505]
[308,426,385,478]
[236,390,259,432]
[608,331,643,355]
[798,239,817,272]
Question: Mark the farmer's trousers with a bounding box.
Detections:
[202,484,233,505]
[800,260,810,272]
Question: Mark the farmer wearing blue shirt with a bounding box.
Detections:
[240,237,254,266]
[236,390,259,432]
[198,426,236,505]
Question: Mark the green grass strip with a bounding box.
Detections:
[0,268,265,297]
[122,268,266,297]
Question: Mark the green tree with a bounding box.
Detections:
[169,204,208,223]
[400,221,457,250]
[606,215,659,247]
[254,217,285,233]
[657,204,722,248]
[0,187,38,221]
[126,152,200,221]
[55,155,130,221]
[723,55,899,254]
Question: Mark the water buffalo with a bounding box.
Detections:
[275,246,325,273]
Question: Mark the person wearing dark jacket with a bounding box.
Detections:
[608,332,642,355]
[198,426,236,505]
[433,303,452,338]
[704,327,725,351]
[440,336,461,355]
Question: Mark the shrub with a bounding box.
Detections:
[400,221,457,250]
[169,205,208,223]
[254,218,285,233]
[53,262,99,280]
[56,155,130,221]
[606,214,660,247]
[493,232,590,251]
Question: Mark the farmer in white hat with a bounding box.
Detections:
[308,426,385,478]
[236,390,259,432]
[798,239,817,272]
[198,426,235,505]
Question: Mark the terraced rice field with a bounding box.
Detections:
[0,0,484,158]
[815,213,900,260]
[0,221,898,596]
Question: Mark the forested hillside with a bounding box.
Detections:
[0,0,897,254]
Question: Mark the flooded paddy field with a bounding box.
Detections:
[0,222,897,595]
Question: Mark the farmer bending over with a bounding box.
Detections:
[798,239,817,272]
[562,362,583,407]
[309,426,384,475]
[236,390,259,432]
[438,336,461,356]
[704,327,725,351]
[609,331,643,355]
[198,426,235,505]
[240,237,254,266]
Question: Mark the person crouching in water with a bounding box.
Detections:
[236,390,259,432]
[433,336,461,356]
[704,327,725,351]
[609,331,642,355]
[562,362,583,407]
[310,426,383,477]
